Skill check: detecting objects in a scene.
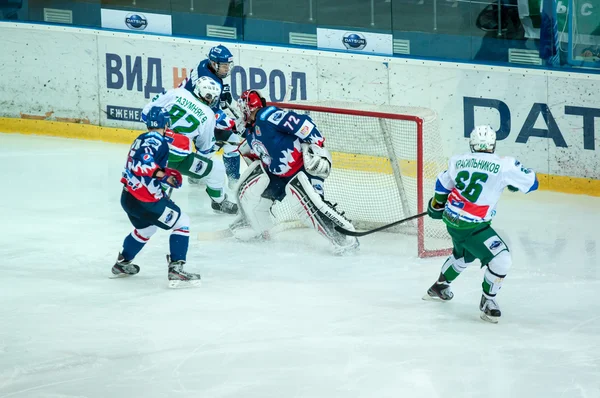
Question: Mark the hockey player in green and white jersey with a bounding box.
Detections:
[142,76,237,214]
[424,125,538,323]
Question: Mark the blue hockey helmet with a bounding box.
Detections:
[207,45,234,78]
[146,106,170,130]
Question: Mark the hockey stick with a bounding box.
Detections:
[334,212,428,237]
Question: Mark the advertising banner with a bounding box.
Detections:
[317,28,393,55]
[101,8,172,35]
[1,23,599,182]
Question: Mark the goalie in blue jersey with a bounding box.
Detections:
[230,90,359,255]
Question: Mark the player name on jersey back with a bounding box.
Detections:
[455,158,500,174]
[175,95,209,124]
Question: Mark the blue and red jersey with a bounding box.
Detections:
[120,131,169,202]
[245,107,325,177]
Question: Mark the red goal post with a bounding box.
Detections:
[266,101,452,258]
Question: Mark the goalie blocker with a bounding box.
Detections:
[233,160,359,254]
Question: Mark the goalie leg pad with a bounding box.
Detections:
[237,160,275,234]
[285,172,358,253]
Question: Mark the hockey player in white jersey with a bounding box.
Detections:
[142,76,237,214]
[424,125,538,323]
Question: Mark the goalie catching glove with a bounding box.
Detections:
[302,143,332,179]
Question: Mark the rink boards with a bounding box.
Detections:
[0,22,599,196]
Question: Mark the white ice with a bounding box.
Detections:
[1,133,599,398]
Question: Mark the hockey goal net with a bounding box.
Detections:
[268,101,452,258]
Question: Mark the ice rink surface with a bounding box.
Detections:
[1,133,599,398]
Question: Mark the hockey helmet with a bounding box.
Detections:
[469,125,496,153]
[146,106,170,130]
[208,45,234,78]
[238,89,266,122]
[194,76,222,108]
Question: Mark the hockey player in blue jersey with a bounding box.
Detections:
[182,44,242,187]
[112,106,201,288]
[231,90,359,254]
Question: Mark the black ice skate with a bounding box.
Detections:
[423,273,454,301]
[211,194,238,215]
[167,255,201,289]
[110,253,140,278]
[479,294,501,323]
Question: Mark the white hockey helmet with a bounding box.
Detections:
[469,125,496,153]
[193,76,221,108]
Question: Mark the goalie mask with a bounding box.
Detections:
[469,125,496,153]
[238,90,266,123]
[193,76,221,108]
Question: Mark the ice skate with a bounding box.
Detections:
[211,194,238,215]
[479,294,501,323]
[423,274,454,301]
[167,255,201,288]
[110,253,140,278]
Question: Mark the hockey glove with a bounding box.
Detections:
[160,168,183,189]
[220,84,233,109]
[427,197,444,220]
[507,185,519,192]
[302,143,332,179]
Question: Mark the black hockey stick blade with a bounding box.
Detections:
[334,212,428,237]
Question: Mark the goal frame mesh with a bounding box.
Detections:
[270,102,452,258]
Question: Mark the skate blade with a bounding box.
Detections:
[422,292,452,302]
[168,279,202,289]
[212,210,238,216]
[480,312,499,324]
[109,273,137,279]
[422,293,440,301]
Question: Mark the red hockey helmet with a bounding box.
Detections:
[238,89,266,122]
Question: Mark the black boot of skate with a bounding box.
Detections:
[110,253,140,278]
[423,273,454,301]
[167,255,201,288]
[211,194,238,215]
[479,294,501,323]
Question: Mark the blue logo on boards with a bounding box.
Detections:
[125,14,148,30]
[342,33,367,50]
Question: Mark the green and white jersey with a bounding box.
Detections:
[143,88,216,154]
[435,152,538,228]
